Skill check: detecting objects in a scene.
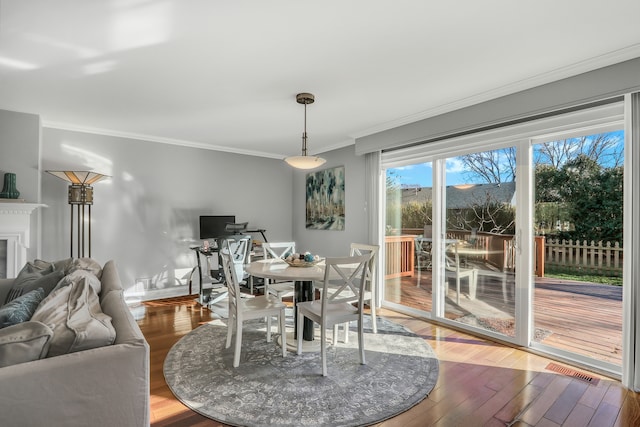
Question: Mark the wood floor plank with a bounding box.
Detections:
[563,403,597,427]
[587,402,620,427]
[544,380,589,424]
[513,374,572,425]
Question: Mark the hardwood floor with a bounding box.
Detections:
[138,296,640,427]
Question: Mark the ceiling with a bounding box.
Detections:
[2,1,640,160]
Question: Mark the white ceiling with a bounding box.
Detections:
[2,1,640,160]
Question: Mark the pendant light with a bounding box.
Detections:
[284,92,326,170]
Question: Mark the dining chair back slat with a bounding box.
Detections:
[296,253,373,376]
[261,242,297,305]
[220,242,287,368]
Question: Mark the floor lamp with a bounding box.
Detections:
[47,171,109,258]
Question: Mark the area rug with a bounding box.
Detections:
[164,316,439,427]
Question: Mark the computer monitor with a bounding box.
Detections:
[199,215,236,240]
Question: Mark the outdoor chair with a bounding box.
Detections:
[445,242,478,305]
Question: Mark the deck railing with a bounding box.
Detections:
[544,238,623,277]
[396,229,623,278]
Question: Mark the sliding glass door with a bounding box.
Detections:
[383,163,433,314]
[380,101,625,373]
[441,148,517,339]
[531,129,624,370]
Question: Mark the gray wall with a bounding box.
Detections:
[292,145,368,257]
[356,56,640,154]
[1,108,372,294]
[0,109,42,259]
[40,127,295,292]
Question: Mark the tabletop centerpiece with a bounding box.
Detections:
[284,252,321,267]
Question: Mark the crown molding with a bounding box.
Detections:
[41,122,285,160]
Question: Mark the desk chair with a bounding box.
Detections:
[220,242,287,368]
[296,254,371,376]
[207,235,252,306]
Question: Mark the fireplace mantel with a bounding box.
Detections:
[0,202,46,216]
[0,202,46,278]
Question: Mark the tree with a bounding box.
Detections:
[459,132,624,241]
[459,147,515,184]
[460,133,623,186]
[535,133,623,169]
[555,155,623,242]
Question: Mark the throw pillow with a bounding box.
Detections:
[0,288,46,329]
[34,258,73,275]
[31,274,116,357]
[0,321,54,367]
[4,262,65,304]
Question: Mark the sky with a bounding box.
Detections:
[388,130,625,189]
[389,159,469,188]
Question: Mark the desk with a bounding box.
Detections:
[189,246,223,305]
[246,259,325,341]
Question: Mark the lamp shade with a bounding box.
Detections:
[47,171,109,185]
[284,155,327,170]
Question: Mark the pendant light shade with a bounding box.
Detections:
[284,155,326,169]
[284,93,326,170]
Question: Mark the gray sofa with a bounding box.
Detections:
[0,260,150,427]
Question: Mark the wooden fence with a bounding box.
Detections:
[544,238,623,277]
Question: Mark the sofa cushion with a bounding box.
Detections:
[0,288,46,329]
[31,273,116,357]
[4,262,65,304]
[0,321,53,367]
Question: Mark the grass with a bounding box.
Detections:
[544,269,623,286]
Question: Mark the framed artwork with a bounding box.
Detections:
[306,166,345,230]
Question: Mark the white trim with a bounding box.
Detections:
[42,121,286,160]
[0,203,46,278]
[622,93,640,390]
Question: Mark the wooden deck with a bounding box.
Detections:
[385,270,623,366]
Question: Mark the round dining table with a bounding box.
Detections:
[245,258,325,342]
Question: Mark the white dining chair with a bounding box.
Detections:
[262,242,296,301]
[331,243,379,343]
[220,241,287,368]
[296,253,371,376]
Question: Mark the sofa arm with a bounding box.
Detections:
[0,341,150,427]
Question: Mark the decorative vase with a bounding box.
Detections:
[0,172,20,199]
